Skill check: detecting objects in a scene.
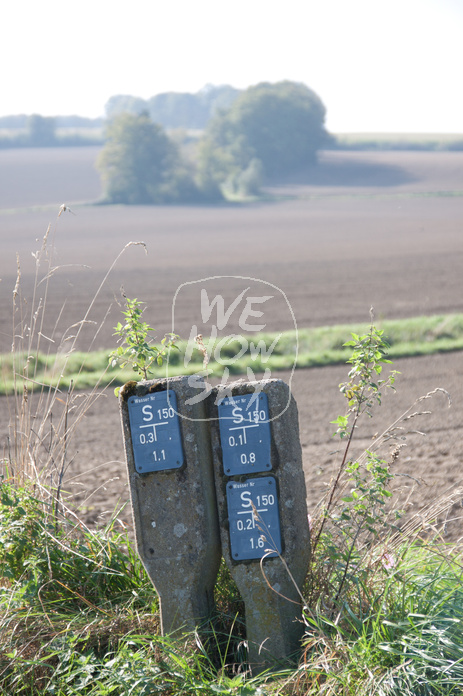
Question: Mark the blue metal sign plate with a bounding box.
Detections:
[127,390,184,473]
[226,477,282,561]
[218,393,271,475]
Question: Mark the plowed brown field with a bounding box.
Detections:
[0,147,462,538]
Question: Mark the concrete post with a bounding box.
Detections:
[119,376,221,636]
[209,379,311,674]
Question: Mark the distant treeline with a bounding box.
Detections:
[1,84,463,152]
[105,84,240,130]
[0,84,239,134]
[0,114,104,149]
[0,114,104,129]
[0,86,240,149]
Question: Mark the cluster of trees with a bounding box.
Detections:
[97,112,198,204]
[97,81,329,204]
[196,81,328,198]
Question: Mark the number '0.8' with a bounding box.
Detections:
[240,452,256,465]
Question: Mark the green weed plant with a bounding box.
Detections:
[109,295,178,389]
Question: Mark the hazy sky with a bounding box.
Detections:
[2,0,462,133]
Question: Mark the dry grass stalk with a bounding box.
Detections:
[3,210,147,519]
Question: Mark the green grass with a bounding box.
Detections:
[2,480,463,694]
[332,132,463,151]
[2,313,463,394]
[299,544,463,696]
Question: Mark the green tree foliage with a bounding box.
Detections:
[198,81,328,195]
[105,95,148,120]
[148,84,240,130]
[0,114,28,128]
[96,112,198,204]
[104,85,240,131]
[27,114,56,145]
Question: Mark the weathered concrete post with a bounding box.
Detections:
[119,375,221,636]
[209,379,311,674]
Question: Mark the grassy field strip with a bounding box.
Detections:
[1,313,463,395]
[0,202,93,216]
[2,188,463,217]
[266,190,463,204]
[332,132,463,148]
